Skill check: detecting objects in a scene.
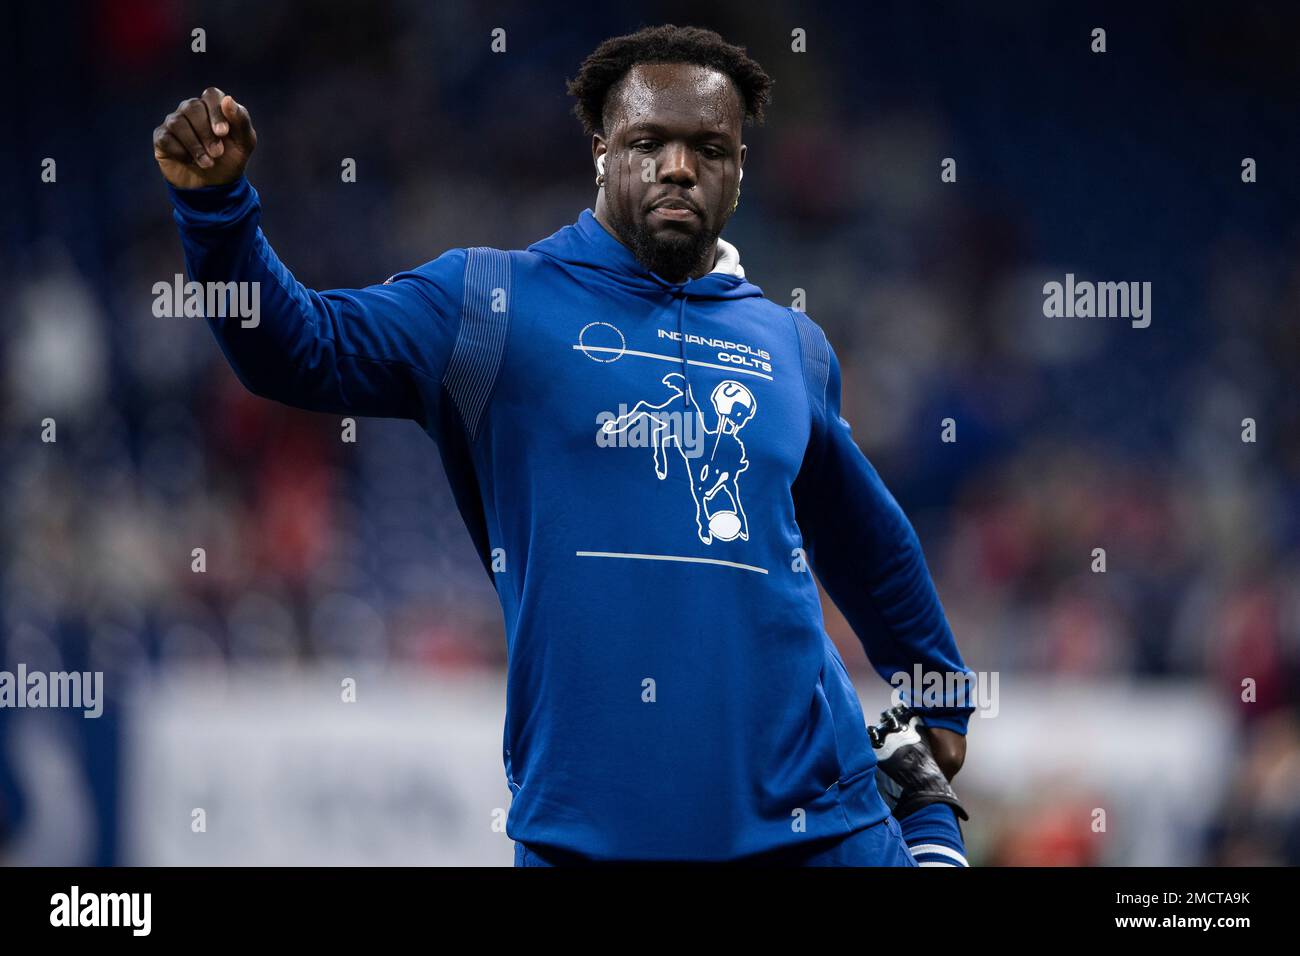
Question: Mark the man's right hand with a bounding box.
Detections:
[153,87,257,190]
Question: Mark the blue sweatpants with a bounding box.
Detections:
[514,814,918,867]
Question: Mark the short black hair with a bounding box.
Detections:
[566,24,773,137]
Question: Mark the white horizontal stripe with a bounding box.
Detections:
[910,844,969,866]
[919,861,962,867]
[572,345,774,381]
[576,550,768,575]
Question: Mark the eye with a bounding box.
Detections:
[701,146,726,159]
[631,140,660,152]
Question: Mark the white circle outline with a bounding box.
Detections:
[578,321,627,363]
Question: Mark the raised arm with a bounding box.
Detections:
[154,87,464,426]
[791,315,975,767]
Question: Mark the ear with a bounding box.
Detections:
[738,143,747,181]
[592,135,607,175]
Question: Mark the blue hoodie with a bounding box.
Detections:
[168,177,976,862]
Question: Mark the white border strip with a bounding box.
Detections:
[910,844,969,866]
[576,550,768,575]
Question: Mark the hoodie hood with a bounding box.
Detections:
[528,208,766,408]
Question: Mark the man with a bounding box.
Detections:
[153,24,975,865]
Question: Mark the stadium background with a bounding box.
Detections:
[1,0,1297,865]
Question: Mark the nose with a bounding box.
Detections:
[658,142,697,188]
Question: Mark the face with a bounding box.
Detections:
[594,62,746,283]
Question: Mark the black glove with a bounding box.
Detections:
[868,703,969,822]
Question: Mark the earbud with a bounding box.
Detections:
[738,166,744,183]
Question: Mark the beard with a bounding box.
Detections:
[610,205,722,283]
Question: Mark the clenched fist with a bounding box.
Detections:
[153,87,256,190]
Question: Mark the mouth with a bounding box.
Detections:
[648,198,700,222]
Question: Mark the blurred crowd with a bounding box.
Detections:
[1,0,1297,864]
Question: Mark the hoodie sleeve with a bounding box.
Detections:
[167,176,465,430]
[790,312,975,735]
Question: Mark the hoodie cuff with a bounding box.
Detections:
[167,176,257,226]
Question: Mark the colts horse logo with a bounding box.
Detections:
[602,373,756,544]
